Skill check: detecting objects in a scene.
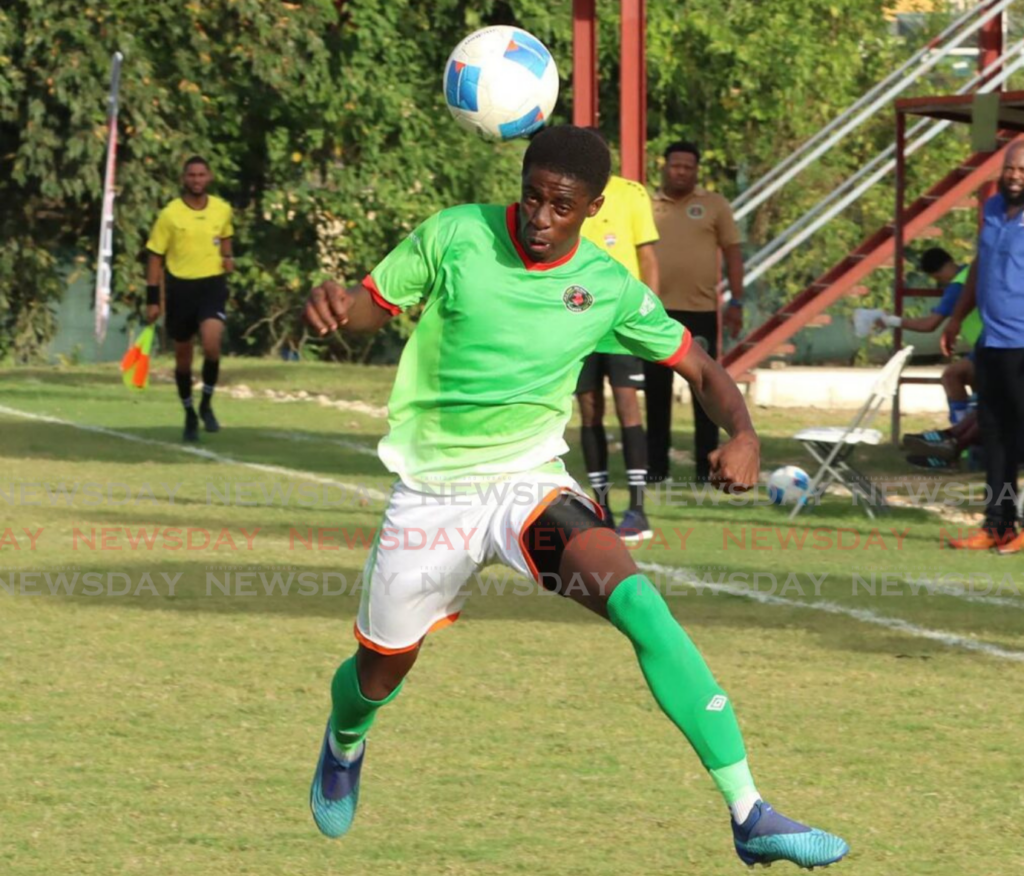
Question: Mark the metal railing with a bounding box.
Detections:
[739,41,1024,289]
[731,0,1015,223]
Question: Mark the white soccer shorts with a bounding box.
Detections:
[354,469,596,654]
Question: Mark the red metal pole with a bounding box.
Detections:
[572,0,598,128]
[977,2,1003,219]
[978,0,1004,87]
[619,0,647,183]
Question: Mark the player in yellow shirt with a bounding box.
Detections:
[145,156,234,441]
[575,133,660,543]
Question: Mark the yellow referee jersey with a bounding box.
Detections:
[581,174,659,281]
[146,196,234,279]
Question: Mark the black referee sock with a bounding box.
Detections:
[200,358,220,411]
[580,424,610,507]
[622,425,647,511]
[175,370,194,410]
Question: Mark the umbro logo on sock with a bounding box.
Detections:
[706,695,728,712]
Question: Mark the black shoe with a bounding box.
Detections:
[199,405,220,433]
[903,430,958,461]
[906,454,959,471]
[183,409,200,442]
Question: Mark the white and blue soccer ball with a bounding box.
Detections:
[443,26,559,141]
[767,465,811,505]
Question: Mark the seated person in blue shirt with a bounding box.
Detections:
[875,247,978,425]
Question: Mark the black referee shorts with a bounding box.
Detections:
[165,274,228,343]
[575,352,646,395]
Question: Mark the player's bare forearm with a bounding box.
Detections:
[901,313,944,334]
[674,342,755,439]
[303,281,393,336]
[638,243,660,297]
[673,341,759,489]
[724,244,744,302]
[146,253,164,286]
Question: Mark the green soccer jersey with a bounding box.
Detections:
[366,203,690,486]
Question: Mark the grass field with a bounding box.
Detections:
[2,359,1022,876]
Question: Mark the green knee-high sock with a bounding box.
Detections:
[606,574,758,807]
[330,655,403,753]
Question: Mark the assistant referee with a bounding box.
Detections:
[146,155,234,441]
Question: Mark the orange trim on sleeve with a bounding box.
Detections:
[352,613,461,655]
[657,330,692,368]
[361,275,402,317]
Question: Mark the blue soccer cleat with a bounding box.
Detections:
[309,718,365,838]
[732,801,849,869]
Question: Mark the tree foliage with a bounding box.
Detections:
[0,0,999,362]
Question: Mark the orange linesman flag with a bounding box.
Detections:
[121,324,155,390]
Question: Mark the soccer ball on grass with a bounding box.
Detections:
[767,465,811,506]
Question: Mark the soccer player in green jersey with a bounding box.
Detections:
[302,126,849,869]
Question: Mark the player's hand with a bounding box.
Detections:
[940,318,961,357]
[146,304,161,324]
[303,280,352,335]
[723,304,743,339]
[222,256,235,274]
[707,430,760,493]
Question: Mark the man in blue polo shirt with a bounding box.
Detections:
[942,142,1024,552]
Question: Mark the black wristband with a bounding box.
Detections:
[146,284,160,305]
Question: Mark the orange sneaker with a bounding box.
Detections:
[995,531,1024,556]
[946,528,1016,550]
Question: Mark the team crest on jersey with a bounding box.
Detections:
[604,232,617,248]
[687,204,706,220]
[563,286,594,313]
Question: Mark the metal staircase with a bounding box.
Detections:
[724,134,1017,379]
[720,0,1019,379]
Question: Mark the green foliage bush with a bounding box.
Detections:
[0,0,993,362]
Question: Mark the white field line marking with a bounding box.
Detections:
[0,404,388,502]
[638,561,1024,663]
[4,402,1020,658]
[898,577,1024,609]
[260,430,379,457]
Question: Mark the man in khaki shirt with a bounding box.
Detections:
[646,141,745,482]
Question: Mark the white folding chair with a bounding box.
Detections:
[790,346,915,520]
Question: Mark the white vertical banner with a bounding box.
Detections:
[94,50,124,344]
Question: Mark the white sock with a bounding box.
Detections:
[327,731,364,764]
[730,791,763,825]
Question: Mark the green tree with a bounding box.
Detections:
[1,0,1006,364]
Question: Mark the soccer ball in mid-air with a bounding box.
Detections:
[767,465,811,506]
[443,26,559,141]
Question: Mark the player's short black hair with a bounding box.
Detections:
[522,126,610,199]
[919,246,954,275]
[183,155,210,171]
[664,140,701,163]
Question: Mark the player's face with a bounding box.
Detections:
[182,163,212,197]
[999,145,1024,207]
[518,168,603,263]
[663,151,698,196]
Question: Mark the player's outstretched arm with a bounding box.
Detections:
[303,280,393,336]
[673,342,760,491]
